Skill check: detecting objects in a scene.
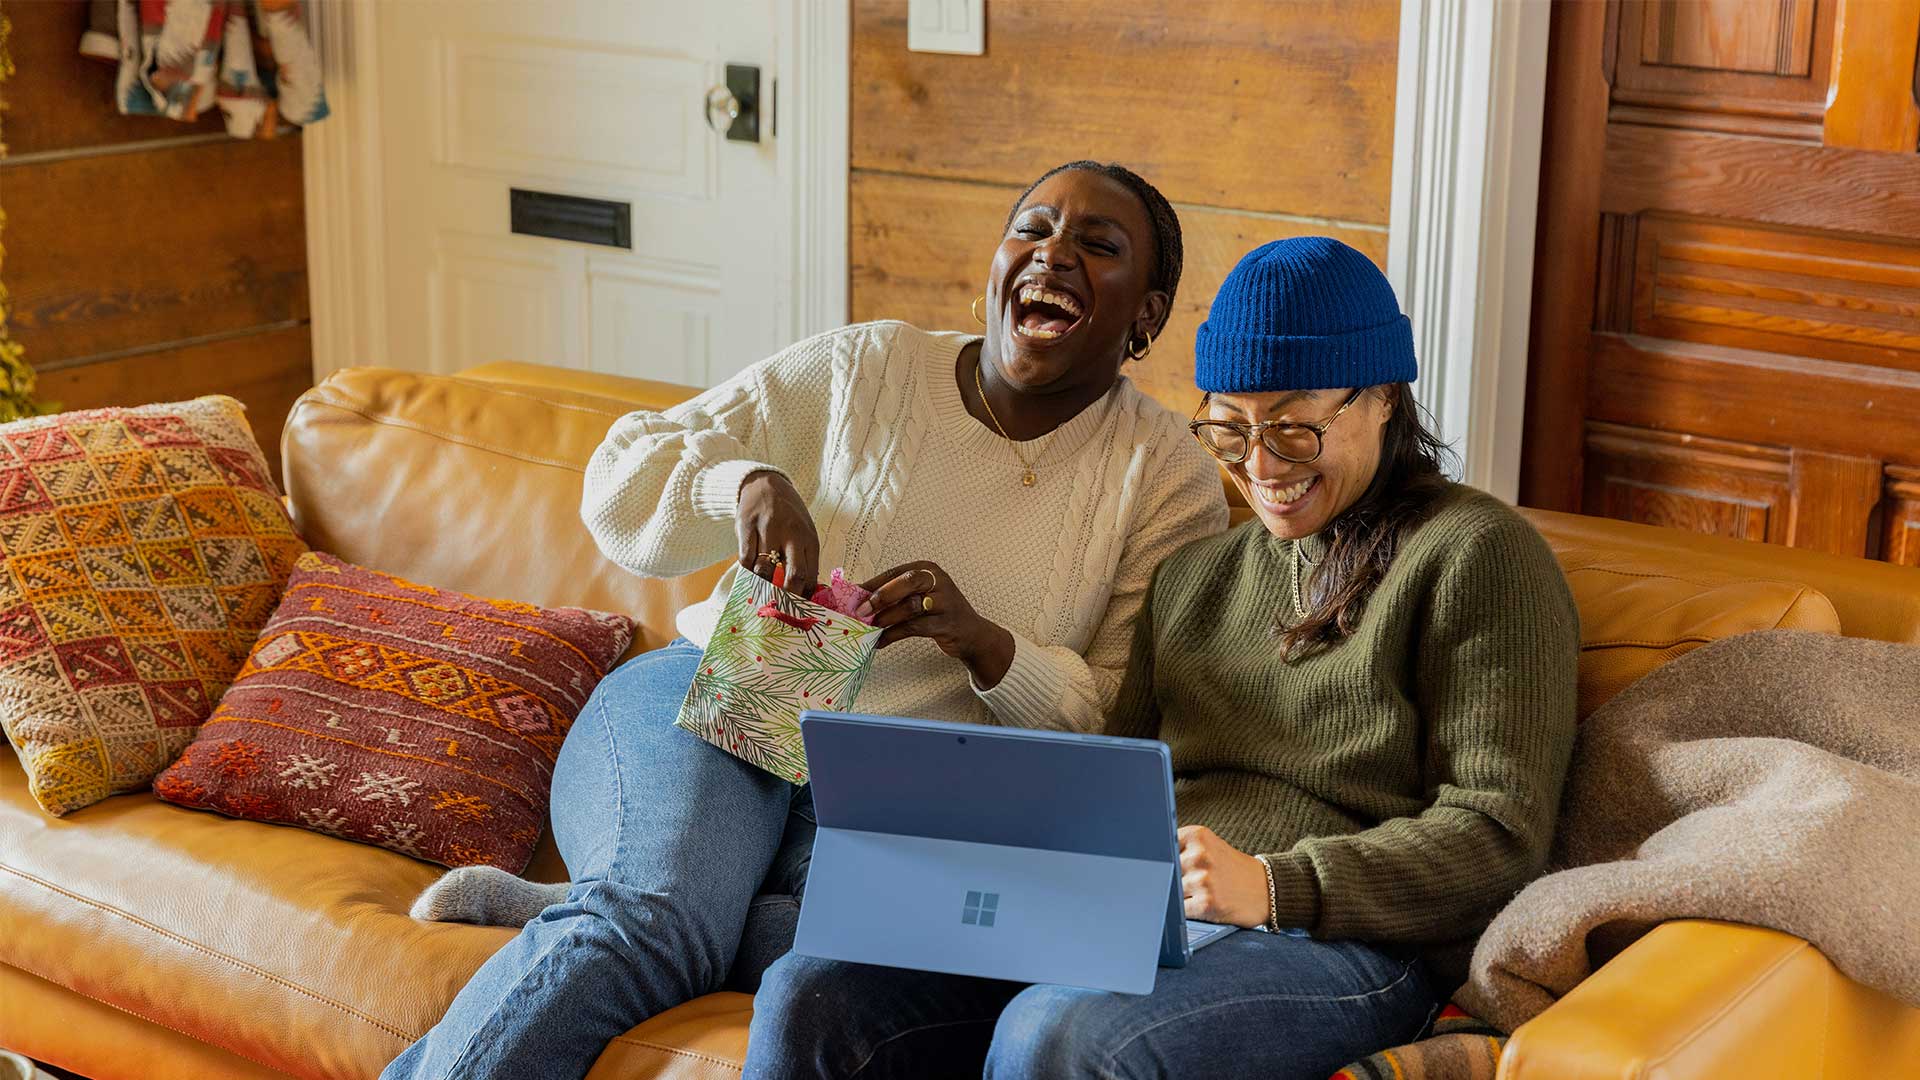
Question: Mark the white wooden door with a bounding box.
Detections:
[373,0,787,386]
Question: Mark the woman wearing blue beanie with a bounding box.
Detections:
[741,238,1581,1079]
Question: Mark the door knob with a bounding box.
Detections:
[704,64,761,143]
[704,86,741,131]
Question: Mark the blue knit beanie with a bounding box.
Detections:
[1194,237,1416,393]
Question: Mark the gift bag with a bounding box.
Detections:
[675,568,881,783]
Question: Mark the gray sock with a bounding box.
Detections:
[409,865,570,927]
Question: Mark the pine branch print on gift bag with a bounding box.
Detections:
[675,568,879,783]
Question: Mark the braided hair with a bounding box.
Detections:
[1005,161,1185,316]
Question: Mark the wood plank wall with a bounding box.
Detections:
[2,1,312,482]
[848,0,1400,414]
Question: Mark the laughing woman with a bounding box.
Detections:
[742,238,1580,1079]
[379,162,1229,1080]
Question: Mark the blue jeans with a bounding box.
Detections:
[382,640,815,1080]
[742,929,1438,1080]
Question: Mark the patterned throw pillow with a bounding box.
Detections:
[152,552,634,872]
[0,396,306,815]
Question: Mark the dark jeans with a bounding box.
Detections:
[742,929,1438,1080]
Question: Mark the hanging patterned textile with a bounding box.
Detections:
[80,0,328,138]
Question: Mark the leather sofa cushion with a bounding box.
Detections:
[279,370,724,657]
[1556,557,1839,718]
[1523,507,1920,647]
[0,744,753,1080]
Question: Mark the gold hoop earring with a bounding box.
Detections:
[971,295,988,326]
[1127,332,1153,361]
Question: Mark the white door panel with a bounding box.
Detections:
[427,234,586,376]
[588,262,723,386]
[379,0,784,384]
[435,39,715,198]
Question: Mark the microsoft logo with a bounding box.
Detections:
[962,890,1000,927]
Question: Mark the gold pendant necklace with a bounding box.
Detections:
[973,356,1047,487]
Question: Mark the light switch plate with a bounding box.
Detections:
[908,0,985,56]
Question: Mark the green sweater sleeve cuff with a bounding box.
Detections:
[1260,850,1322,931]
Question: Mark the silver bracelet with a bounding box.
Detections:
[1257,854,1280,933]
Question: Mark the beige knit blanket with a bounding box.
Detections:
[1454,628,1920,1033]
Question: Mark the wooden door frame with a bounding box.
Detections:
[300,0,852,382]
[1387,0,1553,503]
[302,0,388,383]
[1516,1,1611,514]
[782,0,853,360]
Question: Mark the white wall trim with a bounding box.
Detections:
[778,0,852,340]
[1386,0,1551,503]
[303,0,390,381]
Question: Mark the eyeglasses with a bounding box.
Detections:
[1188,388,1366,465]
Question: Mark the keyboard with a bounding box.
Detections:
[1185,920,1225,944]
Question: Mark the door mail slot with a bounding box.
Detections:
[509,189,632,249]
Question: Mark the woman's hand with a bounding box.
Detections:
[858,562,1016,689]
[737,470,819,596]
[1179,825,1272,929]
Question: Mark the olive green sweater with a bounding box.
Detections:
[1108,485,1580,984]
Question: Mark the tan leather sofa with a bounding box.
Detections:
[4,364,1918,1080]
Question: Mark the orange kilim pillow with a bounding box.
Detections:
[153,552,635,872]
[0,396,306,815]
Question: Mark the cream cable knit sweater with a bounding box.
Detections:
[581,321,1229,733]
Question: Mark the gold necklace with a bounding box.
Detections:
[973,356,1047,487]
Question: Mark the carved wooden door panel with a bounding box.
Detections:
[1522,0,1920,564]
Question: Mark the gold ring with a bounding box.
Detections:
[920,594,935,614]
[757,551,784,565]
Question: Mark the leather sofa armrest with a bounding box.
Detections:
[1502,919,1920,1078]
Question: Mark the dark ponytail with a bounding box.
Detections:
[1276,384,1456,660]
